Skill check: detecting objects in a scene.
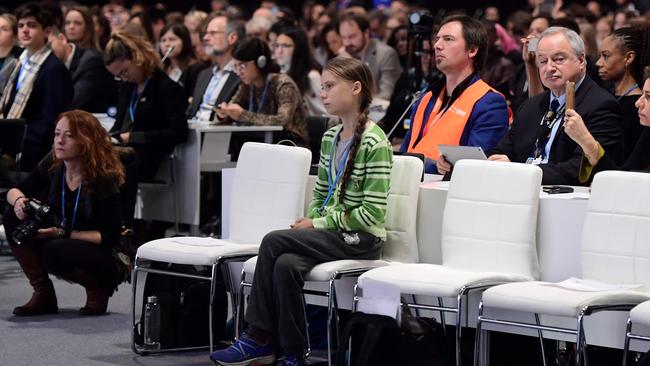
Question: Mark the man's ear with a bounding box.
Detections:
[467,46,478,60]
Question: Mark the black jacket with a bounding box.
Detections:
[69,46,117,112]
[490,76,624,185]
[186,66,240,119]
[110,69,188,177]
[3,52,73,171]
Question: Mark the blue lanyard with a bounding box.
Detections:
[248,77,270,113]
[61,168,82,230]
[617,83,639,101]
[318,128,354,214]
[129,79,149,124]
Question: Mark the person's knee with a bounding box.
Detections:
[273,254,300,283]
[259,229,290,255]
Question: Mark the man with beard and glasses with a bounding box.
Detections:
[338,10,401,100]
[186,12,243,121]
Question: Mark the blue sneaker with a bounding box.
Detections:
[209,333,275,366]
[278,355,306,366]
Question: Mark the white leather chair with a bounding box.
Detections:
[476,170,650,366]
[131,142,311,354]
[356,159,543,366]
[236,155,423,365]
[624,300,650,365]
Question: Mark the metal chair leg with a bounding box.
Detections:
[474,301,484,366]
[301,292,312,359]
[438,297,448,336]
[130,262,141,354]
[327,279,335,366]
[535,313,548,366]
[576,313,586,366]
[455,291,464,366]
[623,318,632,366]
[209,263,219,353]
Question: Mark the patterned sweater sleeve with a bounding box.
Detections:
[238,77,300,126]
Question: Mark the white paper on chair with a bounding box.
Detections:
[550,277,642,292]
[356,277,401,320]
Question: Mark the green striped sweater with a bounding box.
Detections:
[307,121,393,240]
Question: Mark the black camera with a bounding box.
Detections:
[12,199,62,246]
[408,10,434,38]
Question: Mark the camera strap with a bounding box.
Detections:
[61,168,82,230]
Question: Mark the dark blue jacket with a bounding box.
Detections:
[399,74,509,174]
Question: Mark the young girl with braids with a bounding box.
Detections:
[210,57,393,366]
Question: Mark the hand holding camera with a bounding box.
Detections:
[12,198,62,246]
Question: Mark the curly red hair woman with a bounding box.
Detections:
[6,110,125,316]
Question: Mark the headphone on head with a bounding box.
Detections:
[256,54,267,69]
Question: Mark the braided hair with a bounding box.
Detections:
[323,57,374,204]
[609,26,650,86]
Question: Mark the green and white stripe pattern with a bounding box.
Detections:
[307,121,393,240]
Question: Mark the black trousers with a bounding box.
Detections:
[4,209,118,292]
[245,228,382,355]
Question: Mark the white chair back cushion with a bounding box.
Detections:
[381,155,423,263]
[442,160,542,279]
[581,171,650,287]
[229,142,312,243]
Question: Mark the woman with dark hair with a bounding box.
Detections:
[596,26,650,158]
[210,56,392,366]
[64,6,97,50]
[158,23,206,99]
[90,6,111,51]
[216,37,308,146]
[274,24,327,116]
[386,24,408,69]
[104,32,188,229]
[5,110,125,316]
[128,11,155,44]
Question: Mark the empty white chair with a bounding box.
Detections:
[624,300,650,365]
[131,142,311,354]
[476,170,650,366]
[356,159,543,366]
[236,155,423,365]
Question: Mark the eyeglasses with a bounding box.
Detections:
[271,42,294,50]
[234,61,254,72]
[112,61,131,81]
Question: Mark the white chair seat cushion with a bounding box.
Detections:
[137,237,260,266]
[630,300,650,326]
[241,256,391,282]
[358,263,532,298]
[482,281,650,318]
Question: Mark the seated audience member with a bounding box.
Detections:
[4,110,125,316]
[64,6,98,51]
[401,15,510,174]
[0,3,73,171]
[91,6,111,51]
[482,20,516,97]
[339,10,402,100]
[159,23,206,100]
[216,37,308,146]
[104,32,188,229]
[48,27,117,113]
[273,24,327,117]
[187,12,242,121]
[0,13,21,95]
[563,66,650,181]
[488,27,624,186]
[210,56,392,366]
[246,16,272,42]
[315,20,346,66]
[379,35,441,145]
[386,24,408,69]
[596,26,649,158]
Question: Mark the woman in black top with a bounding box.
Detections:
[159,23,206,100]
[104,32,188,228]
[595,26,650,158]
[5,110,125,316]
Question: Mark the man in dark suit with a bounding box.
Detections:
[489,27,623,185]
[187,12,243,121]
[0,4,72,171]
[48,28,116,113]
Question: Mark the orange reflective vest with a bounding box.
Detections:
[407,79,510,161]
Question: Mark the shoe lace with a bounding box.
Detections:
[230,337,257,357]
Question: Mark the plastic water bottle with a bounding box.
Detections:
[143,295,161,351]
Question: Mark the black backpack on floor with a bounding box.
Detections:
[134,263,229,349]
[336,309,448,366]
